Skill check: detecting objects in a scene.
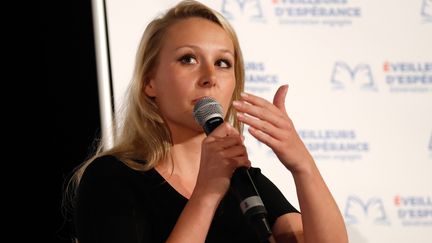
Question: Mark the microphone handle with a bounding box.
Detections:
[202,117,224,135]
[201,116,272,241]
[231,167,272,242]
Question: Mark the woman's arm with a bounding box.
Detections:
[167,123,251,242]
[165,189,222,243]
[233,85,348,243]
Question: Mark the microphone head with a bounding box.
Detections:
[193,97,224,127]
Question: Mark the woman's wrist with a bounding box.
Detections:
[189,185,225,210]
[286,154,316,177]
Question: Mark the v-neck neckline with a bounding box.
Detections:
[150,168,191,201]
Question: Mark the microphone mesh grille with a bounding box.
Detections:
[193,97,223,127]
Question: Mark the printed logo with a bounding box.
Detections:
[221,0,265,22]
[298,129,369,162]
[421,0,432,22]
[344,196,390,225]
[244,61,280,93]
[272,0,362,27]
[383,61,432,92]
[330,62,376,91]
[394,195,432,226]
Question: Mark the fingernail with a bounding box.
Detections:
[233,100,241,107]
[240,92,248,98]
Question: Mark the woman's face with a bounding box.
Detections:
[145,17,236,135]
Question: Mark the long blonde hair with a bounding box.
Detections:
[63,0,245,213]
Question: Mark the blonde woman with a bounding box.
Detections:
[65,1,348,242]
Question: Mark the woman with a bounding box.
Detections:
[64,1,348,242]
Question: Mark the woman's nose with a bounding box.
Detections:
[198,63,217,87]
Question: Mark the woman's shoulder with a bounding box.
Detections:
[81,155,154,183]
[83,155,127,178]
[82,154,163,184]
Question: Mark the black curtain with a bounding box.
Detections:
[41,1,100,242]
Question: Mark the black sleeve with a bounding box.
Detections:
[248,167,300,226]
[75,156,152,243]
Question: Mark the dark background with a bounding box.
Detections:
[42,1,100,242]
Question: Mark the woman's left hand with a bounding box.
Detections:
[232,84,314,174]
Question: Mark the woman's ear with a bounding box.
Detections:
[144,79,157,97]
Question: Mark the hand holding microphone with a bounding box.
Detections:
[194,97,272,242]
[195,121,250,199]
[193,97,250,199]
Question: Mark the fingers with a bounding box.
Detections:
[229,85,312,172]
[235,93,283,121]
[233,85,296,145]
[233,90,289,130]
[207,122,240,138]
[234,102,284,138]
[273,84,288,112]
[233,103,289,141]
[205,135,242,151]
[204,133,251,168]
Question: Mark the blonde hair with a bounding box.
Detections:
[63,0,245,214]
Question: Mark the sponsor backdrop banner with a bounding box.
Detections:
[101,1,432,242]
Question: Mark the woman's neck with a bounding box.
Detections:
[156,132,205,199]
[171,135,203,174]
[159,130,205,176]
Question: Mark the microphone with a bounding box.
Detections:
[193,97,272,242]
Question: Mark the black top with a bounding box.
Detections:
[75,155,299,243]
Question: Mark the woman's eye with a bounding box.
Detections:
[179,55,197,64]
[216,59,232,68]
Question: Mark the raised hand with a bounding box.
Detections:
[232,84,314,174]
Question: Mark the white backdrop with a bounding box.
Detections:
[93,0,432,242]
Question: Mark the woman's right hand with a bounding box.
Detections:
[194,122,251,201]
